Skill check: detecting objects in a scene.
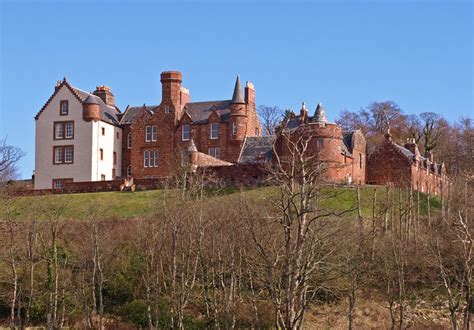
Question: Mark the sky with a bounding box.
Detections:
[0,0,472,179]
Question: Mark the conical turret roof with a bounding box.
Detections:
[313,102,328,123]
[231,75,245,104]
[83,94,99,105]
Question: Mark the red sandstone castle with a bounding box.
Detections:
[34,70,448,196]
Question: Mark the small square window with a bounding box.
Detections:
[53,179,62,189]
[182,124,190,141]
[60,100,68,115]
[210,123,219,139]
[101,174,106,181]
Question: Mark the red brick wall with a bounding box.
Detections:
[121,124,131,176]
[274,123,366,184]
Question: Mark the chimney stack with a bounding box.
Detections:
[160,71,183,119]
[93,85,115,107]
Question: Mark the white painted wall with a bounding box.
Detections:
[34,85,122,189]
[35,87,93,189]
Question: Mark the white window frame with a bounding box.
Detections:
[55,123,64,139]
[153,150,159,167]
[152,125,158,141]
[144,150,149,167]
[54,147,63,163]
[64,146,73,163]
[182,124,190,141]
[145,126,152,142]
[127,132,132,149]
[53,179,62,189]
[210,123,219,140]
[65,122,74,139]
[60,101,68,115]
[208,147,221,158]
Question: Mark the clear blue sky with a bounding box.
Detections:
[1,0,472,179]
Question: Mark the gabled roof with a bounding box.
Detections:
[35,79,121,126]
[183,100,232,124]
[120,105,159,125]
[239,136,275,164]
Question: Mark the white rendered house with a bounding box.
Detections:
[34,79,122,189]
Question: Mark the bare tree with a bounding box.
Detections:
[258,105,283,136]
[0,138,25,181]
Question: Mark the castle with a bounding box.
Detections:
[33,70,448,196]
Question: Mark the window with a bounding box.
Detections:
[53,146,73,164]
[127,133,132,149]
[210,123,219,139]
[182,124,190,141]
[113,152,117,165]
[144,150,159,167]
[317,138,324,148]
[153,150,159,167]
[164,105,170,113]
[60,100,68,115]
[101,127,105,136]
[359,154,362,169]
[127,165,132,176]
[112,169,116,179]
[64,146,73,163]
[232,122,237,135]
[255,128,259,136]
[53,179,63,189]
[100,148,104,160]
[152,126,157,141]
[54,147,63,164]
[101,174,106,181]
[55,123,64,139]
[116,132,120,139]
[208,147,221,158]
[65,122,73,138]
[144,150,149,167]
[54,121,74,140]
[145,126,152,142]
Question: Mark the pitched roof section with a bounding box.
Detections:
[183,100,232,124]
[72,87,121,126]
[35,79,121,126]
[120,105,158,125]
[312,103,328,123]
[231,75,245,104]
[239,136,275,164]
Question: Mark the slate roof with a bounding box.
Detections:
[183,100,232,124]
[72,87,121,126]
[239,136,275,164]
[390,143,445,174]
[231,76,245,104]
[120,105,159,125]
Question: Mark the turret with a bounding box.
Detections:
[229,75,247,141]
[83,95,100,122]
[93,85,115,107]
[160,71,183,121]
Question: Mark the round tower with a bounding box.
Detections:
[229,75,247,141]
[83,95,100,122]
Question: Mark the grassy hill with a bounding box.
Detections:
[1,185,441,221]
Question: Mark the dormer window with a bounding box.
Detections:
[210,123,219,139]
[60,100,68,115]
[182,124,190,141]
